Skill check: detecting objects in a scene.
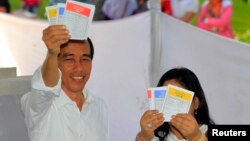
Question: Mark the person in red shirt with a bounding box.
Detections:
[197,0,234,39]
[161,0,172,15]
[22,0,40,16]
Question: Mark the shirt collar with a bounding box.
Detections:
[56,88,93,108]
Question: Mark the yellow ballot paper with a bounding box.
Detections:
[46,5,58,25]
[162,84,194,122]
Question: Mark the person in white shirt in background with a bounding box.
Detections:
[102,0,138,20]
[161,0,199,23]
[21,25,109,141]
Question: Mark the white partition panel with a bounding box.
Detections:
[160,13,250,124]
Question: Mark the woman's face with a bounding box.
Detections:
[162,79,199,116]
[209,0,222,5]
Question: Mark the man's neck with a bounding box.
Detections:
[68,93,84,111]
[63,89,85,111]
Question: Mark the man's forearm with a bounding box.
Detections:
[42,52,59,87]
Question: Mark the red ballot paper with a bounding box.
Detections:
[65,1,91,17]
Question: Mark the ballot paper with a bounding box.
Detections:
[162,85,194,122]
[57,3,66,24]
[46,5,58,25]
[45,0,95,40]
[147,86,167,111]
[61,0,95,40]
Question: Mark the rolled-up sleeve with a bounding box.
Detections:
[21,66,62,133]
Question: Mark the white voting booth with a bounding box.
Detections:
[1,0,250,141]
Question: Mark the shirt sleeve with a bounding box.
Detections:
[20,66,62,131]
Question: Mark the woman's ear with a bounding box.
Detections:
[194,96,200,110]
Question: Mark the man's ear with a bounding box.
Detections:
[194,96,200,110]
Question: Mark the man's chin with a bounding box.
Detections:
[71,87,84,93]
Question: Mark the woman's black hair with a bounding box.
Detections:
[154,67,214,140]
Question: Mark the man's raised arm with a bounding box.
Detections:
[41,25,70,87]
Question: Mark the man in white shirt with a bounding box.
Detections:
[21,25,109,141]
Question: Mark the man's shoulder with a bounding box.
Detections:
[20,91,32,103]
[89,92,105,103]
[85,89,106,105]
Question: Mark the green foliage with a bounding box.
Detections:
[235,30,250,44]
[231,0,250,44]
[9,0,22,11]
[37,0,50,19]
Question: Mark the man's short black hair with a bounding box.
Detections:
[60,37,94,60]
[87,37,94,60]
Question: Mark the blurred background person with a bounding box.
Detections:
[102,0,138,20]
[0,0,10,13]
[161,0,199,23]
[49,0,66,5]
[197,0,234,39]
[135,0,149,14]
[22,0,40,18]
[91,0,106,21]
[161,0,172,15]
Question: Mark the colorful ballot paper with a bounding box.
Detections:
[45,0,95,40]
[61,0,95,40]
[46,5,58,25]
[57,3,66,24]
[162,84,194,122]
[147,86,167,111]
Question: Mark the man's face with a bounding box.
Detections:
[58,41,92,94]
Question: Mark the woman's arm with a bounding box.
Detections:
[205,6,233,28]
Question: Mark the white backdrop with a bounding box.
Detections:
[1,9,250,141]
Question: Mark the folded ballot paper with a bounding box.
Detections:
[147,85,194,122]
[46,0,95,40]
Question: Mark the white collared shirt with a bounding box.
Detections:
[21,67,109,141]
[171,0,199,19]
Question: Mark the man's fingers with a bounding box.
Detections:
[42,25,71,54]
